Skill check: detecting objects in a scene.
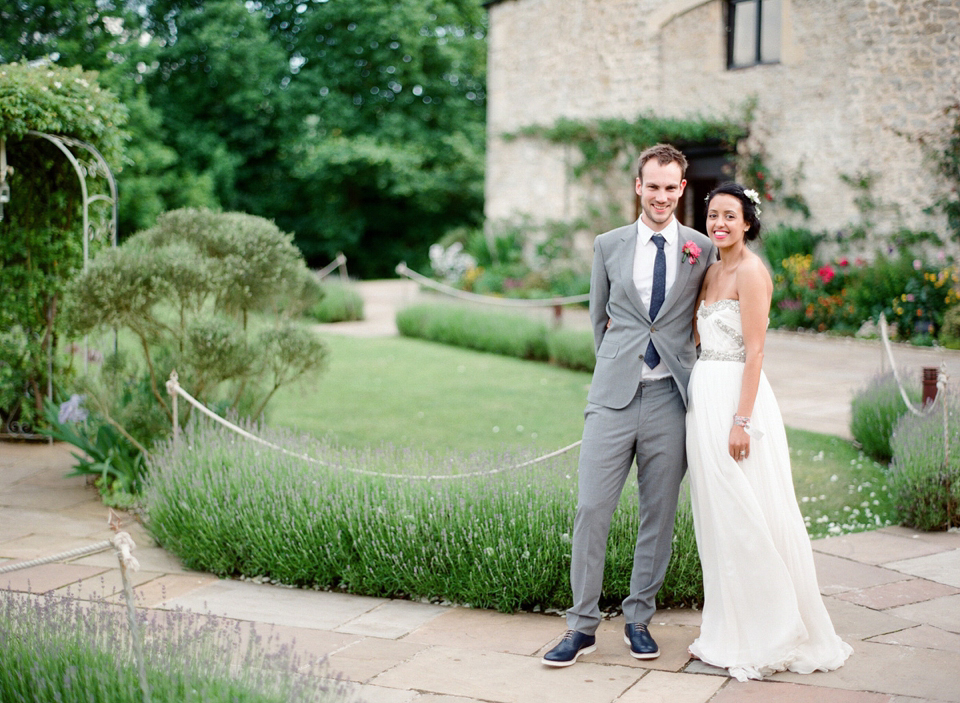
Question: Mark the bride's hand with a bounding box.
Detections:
[730,426,750,461]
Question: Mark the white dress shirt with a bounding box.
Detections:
[632,216,679,379]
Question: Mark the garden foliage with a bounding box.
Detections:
[145,420,703,613]
[0,62,127,434]
[0,590,341,703]
[889,386,960,531]
[396,302,595,371]
[62,208,328,458]
[850,371,920,462]
[305,281,365,323]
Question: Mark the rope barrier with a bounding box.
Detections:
[878,313,948,416]
[0,540,113,574]
[395,262,590,307]
[165,372,581,480]
[315,252,348,281]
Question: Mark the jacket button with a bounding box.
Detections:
[650,325,656,332]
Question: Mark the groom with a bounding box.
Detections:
[543,144,715,666]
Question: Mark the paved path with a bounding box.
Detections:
[4,279,960,702]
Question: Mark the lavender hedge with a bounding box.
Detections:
[889,386,960,530]
[143,420,703,613]
[0,591,342,703]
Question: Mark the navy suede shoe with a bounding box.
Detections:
[541,630,597,667]
[624,622,660,659]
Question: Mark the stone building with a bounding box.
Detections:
[482,0,960,251]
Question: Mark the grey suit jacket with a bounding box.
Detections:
[586,221,715,410]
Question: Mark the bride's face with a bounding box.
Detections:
[706,194,749,248]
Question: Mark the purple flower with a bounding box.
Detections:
[57,394,88,424]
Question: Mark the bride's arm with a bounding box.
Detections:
[730,256,773,460]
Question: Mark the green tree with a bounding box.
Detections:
[260,0,488,277]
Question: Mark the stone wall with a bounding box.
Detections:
[484,0,960,252]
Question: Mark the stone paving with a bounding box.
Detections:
[4,279,960,702]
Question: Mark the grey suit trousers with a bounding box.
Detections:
[566,376,687,635]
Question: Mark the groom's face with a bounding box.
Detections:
[636,160,686,232]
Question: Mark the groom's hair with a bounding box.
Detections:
[637,144,688,181]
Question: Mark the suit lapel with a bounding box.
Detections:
[619,225,650,321]
[660,231,694,315]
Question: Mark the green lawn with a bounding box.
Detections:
[269,334,591,452]
[270,332,894,536]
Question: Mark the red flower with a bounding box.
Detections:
[818,265,835,284]
[681,240,702,265]
[764,193,773,201]
[837,257,849,267]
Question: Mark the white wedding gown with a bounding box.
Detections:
[685,299,853,682]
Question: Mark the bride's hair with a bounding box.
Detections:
[704,182,763,242]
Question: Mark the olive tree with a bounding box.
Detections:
[63,207,328,448]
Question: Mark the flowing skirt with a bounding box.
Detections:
[685,360,853,681]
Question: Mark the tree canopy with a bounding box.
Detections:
[0,0,488,277]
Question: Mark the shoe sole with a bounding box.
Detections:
[623,634,660,660]
[541,644,597,667]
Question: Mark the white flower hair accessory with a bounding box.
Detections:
[743,188,762,216]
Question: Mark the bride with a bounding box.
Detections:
[685,182,853,681]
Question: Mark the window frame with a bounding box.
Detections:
[726,0,781,70]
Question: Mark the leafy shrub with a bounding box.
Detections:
[547,328,596,372]
[144,420,705,613]
[42,397,146,505]
[0,590,340,703]
[940,306,960,349]
[62,208,328,448]
[305,281,364,323]
[889,387,960,530]
[397,303,549,361]
[850,371,920,462]
[761,225,824,274]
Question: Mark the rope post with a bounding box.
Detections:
[553,304,563,329]
[113,532,151,703]
[923,367,939,407]
[166,370,179,446]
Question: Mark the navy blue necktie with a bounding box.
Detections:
[644,234,666,369]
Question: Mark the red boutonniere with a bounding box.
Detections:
[681,240,702,265]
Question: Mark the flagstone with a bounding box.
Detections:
[370,646,642,703]
[814,552,908,595]
[326,637,431,682]
[823,597,920,641]
[405,606,569,656]
[105,572,220,607]
[813,531,949,565]
[710,679,891,702]
[162,578,387,630]
[73,545,187,573]
[0,562,107,593]
[336,599,449,639]
[867,624,960,654]
[886,594,960,634]
[0,533,112,559]
[53,568,160,600]
[884,550,960,588]
[832,578,960,610]
[770,639,960,702]
[614,669,725,702]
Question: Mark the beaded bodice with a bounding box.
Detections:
[698,299,745,362]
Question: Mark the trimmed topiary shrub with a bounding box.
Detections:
[850,371,921,462]
[396,303,549,361]
[889,387,960,530]
[939,305,960,350]
[306,281,364,323]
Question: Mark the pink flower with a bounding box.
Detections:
[913,259,922,271]
[681,240,701,265]
[818,265,835,284]
[837,257,849,267]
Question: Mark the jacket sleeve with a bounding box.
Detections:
[589,236,610,353]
